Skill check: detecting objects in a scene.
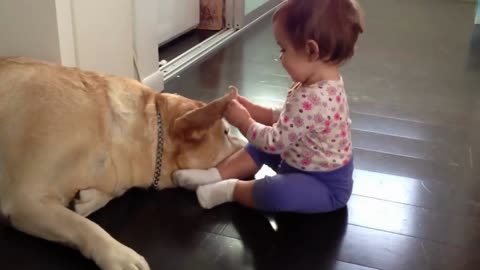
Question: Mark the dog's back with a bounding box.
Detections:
[0,58,104,214]
[0,58,156,211]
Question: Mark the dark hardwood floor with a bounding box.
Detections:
[1,0,479,269]
[158,29,217,62]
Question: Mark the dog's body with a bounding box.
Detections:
[0,57,243,270]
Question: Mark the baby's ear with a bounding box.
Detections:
[306,40,320,61]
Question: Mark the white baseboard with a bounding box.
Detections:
[142,70,165,92]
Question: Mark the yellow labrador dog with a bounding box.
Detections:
[0,57,243,270]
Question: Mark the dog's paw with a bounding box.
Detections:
[97,243,150,270]
[73,189,112,217]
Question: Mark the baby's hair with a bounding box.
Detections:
[273,0,364,64]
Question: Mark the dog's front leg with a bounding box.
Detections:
[8,196,150,270]
[72,188,115,217]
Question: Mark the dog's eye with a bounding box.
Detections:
[224,128,230,135]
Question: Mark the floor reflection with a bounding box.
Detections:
[229,206,349,270]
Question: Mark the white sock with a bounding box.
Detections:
[196,179,238,209]
[172,168,222,191]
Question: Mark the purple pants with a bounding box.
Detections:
[245,144,354,213]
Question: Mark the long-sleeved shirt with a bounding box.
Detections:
[246,79,353,171]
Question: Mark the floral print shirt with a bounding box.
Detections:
[246,79,353,171]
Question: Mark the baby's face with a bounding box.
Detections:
[273,21,314,84]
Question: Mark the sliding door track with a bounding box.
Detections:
[159,0,285,83]
[159,28,236,82]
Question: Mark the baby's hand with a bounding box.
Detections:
[224,100,251,129]
[236,95,255,112]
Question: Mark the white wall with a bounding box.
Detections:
[71,0,134,77]
[55,0,77,67]
[157,0,200,46]
[0,0,61,63]
[476,0,480,24]
[134,0,161,80]
[0,0,135,78]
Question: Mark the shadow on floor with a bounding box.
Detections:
[230,207,348,270]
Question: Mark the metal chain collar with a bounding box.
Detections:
[152,110,164,190]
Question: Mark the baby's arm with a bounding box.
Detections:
[224,99,255,135]
[236,96,277,126]
[226,94,326,155]
[224,90,298,152]
[246,98,326,154]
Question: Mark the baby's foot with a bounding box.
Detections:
[172,168,222,190]
[196,179,238,209]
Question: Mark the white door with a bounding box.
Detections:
[133,0,200,91]
[157,0,200,46]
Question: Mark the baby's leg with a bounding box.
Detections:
[173,144,281,190]
[197,172,352,212]
[172,167,223,191]
[173,148,256,190]
[251,173,352,213]
[217,147,259,179]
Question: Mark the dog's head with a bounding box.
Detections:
[156,87,245,187]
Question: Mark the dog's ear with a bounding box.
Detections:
[173,87,238,141]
